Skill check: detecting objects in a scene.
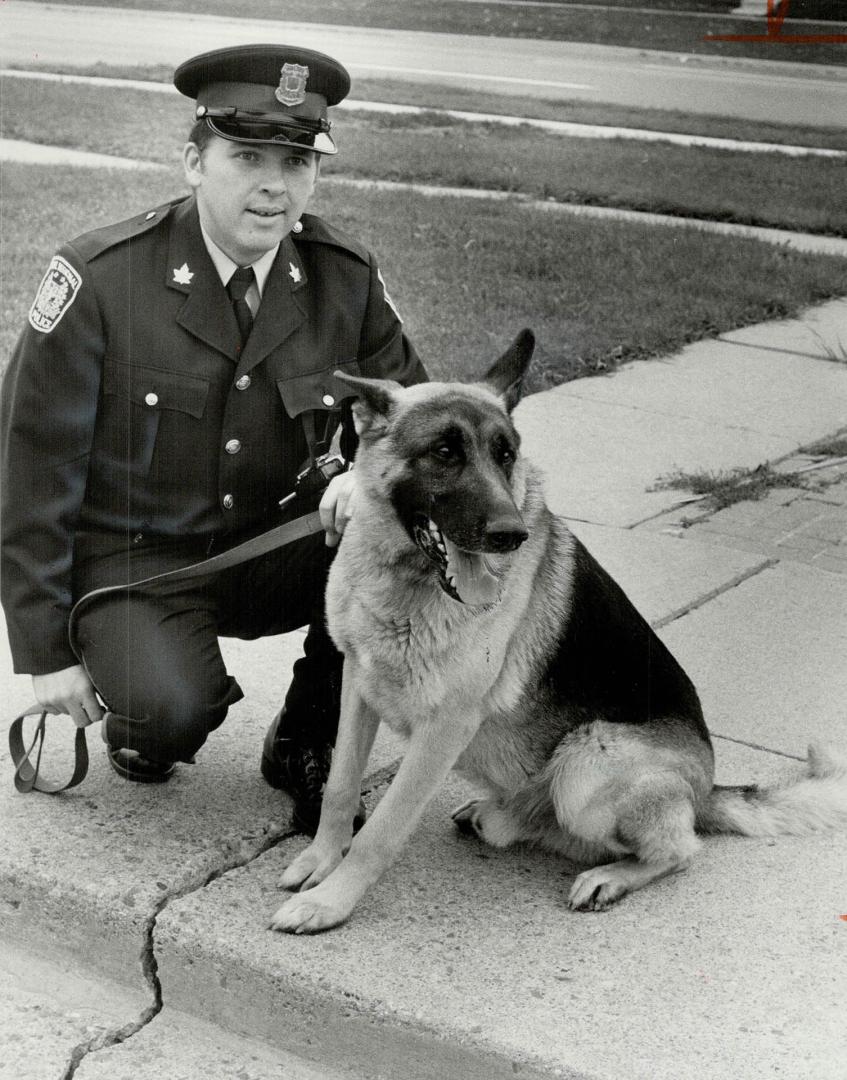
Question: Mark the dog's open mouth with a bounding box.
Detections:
[412,514,510,607]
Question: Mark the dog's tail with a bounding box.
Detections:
[697,744,847,836]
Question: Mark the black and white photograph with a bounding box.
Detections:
[0,2,845,1077]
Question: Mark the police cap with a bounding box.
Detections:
[174,44,351,156]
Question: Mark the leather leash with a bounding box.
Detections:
[8,507,325,794]
[9,705,89,794]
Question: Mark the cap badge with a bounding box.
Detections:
[289,262,302,284]
[173,262,194,285]
[275,63,309,107]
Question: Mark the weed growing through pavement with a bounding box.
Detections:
[806,327,847,364]
[652,435,847,521]
[651,463,805,514]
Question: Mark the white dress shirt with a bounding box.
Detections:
[199,226,279,317]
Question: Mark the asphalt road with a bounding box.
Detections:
[2,1,846,127]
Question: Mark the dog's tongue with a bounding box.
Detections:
[443,538,508,607]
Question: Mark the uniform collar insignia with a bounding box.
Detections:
[173,262,194,285]
[289,261,302,284]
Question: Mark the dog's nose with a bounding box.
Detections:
[484,520,529,553]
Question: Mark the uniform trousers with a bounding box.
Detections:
[71,527,343,764]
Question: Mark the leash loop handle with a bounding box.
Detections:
[8,705,89,794]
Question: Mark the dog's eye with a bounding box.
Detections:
[494,437,516,467]
[432,443,454,460]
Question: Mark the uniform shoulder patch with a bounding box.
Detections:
[28,255,82,334]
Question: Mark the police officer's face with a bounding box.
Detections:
[184,135,319,265]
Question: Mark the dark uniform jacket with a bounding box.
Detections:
[1,195,426,675]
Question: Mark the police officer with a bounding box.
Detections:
[0,44,426,831]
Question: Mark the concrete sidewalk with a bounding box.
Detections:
[1,300,846,1080]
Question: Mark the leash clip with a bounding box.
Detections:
[293,453,348,501]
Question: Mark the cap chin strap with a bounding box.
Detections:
[202,107,331,136]
[204,116,337,155]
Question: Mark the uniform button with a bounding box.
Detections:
[145,392,159,406]
[235,375,251,390]
[222,494,234,509]
[225,439,241,455]
[322,393,335,407]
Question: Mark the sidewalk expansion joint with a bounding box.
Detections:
[59,826,298,1079]
[717,336,847,364]
[711,732,806,763]
[651,557,779,629]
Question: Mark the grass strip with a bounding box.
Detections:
[7,64,847,150]
[50,0,847,64]
[4,162,847,389]
[3,77,846,236]
[532,0,844,18]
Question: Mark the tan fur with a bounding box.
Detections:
[698,744,847,836]
[268,366,847,935]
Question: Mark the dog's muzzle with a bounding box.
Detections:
[411,513,519,607]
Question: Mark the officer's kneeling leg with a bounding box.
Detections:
[74,589,243,764]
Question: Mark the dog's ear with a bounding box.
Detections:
[482,329,535,414]
[334,372,400,438]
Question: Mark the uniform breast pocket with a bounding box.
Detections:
[276,357,361,419]
[97,361,210,476]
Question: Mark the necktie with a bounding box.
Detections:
[227,266,255,347]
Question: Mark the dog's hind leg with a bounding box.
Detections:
[566,773,701,912]
[452,797,527,848]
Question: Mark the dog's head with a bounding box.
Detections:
[334,329,534,607]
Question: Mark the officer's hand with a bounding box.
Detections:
[319,469,357,548]
[32,665,104,728]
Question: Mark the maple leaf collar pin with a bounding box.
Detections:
[173,263,194,285]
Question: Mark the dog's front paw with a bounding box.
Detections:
[279,841,345,892]
[268,885,352,934]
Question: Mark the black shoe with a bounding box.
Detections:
[261,711,366,836]
[107,745,176,783]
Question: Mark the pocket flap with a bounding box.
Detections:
[277,358,361,419]
[103,362,209,418]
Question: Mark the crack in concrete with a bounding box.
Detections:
[58,827,297,1078]
[55,751,403,1077]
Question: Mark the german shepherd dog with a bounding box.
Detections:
[270,331,847,934]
